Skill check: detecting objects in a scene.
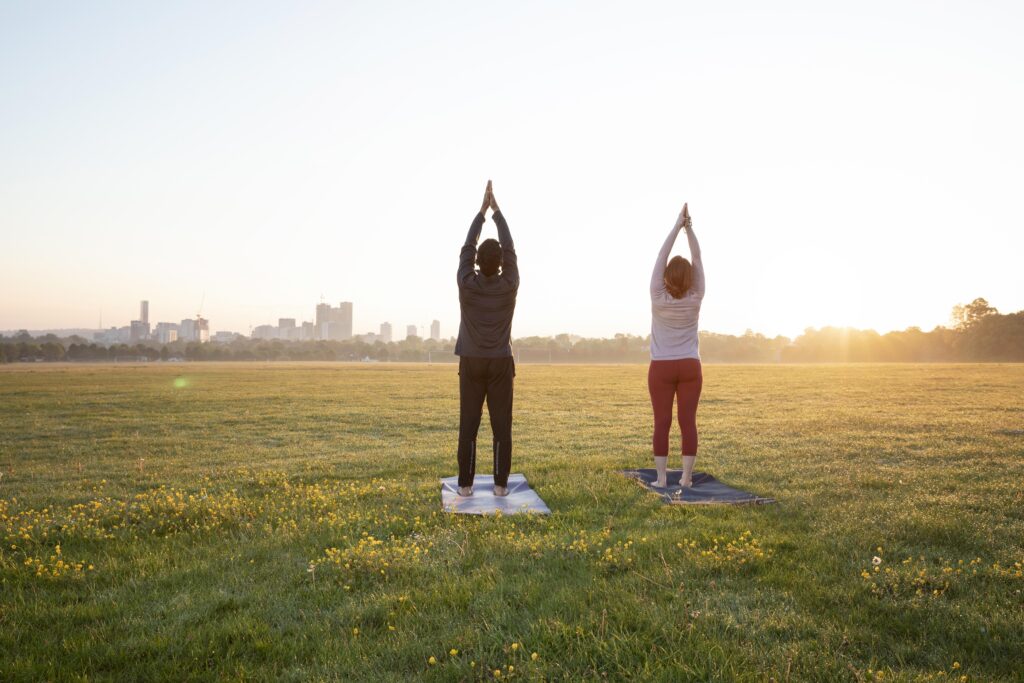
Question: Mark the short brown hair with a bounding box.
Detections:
[664,256,692,299]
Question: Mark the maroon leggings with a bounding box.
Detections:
[648,358,703,457]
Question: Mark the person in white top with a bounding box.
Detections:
[648,203,704,488]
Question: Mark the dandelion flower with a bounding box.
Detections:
[450,649,458,656]
[531,652,539,661]
[511,642,519,651]
[494,669,502,678]
[352,628,359,636]
[952,662,960,669]
[428,656,436,665]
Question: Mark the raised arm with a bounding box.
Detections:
[457,208,486,286]
[493,209,518,287]
[685,216,704,298]
[457,181,495,284]
[651,206,686,297]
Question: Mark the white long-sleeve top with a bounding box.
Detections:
[650,218,705,361]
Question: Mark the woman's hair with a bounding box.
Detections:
[477,239,502,276]
[664,256,692,299]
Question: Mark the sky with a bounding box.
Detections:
[2,1,1023,339]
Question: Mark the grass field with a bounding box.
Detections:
[1,362,1022,682]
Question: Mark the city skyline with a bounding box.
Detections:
[7,297,457,345]
[1,290,1018,342]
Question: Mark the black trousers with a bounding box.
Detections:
[457,356,514,487]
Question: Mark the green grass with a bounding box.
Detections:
[1,362,1022,682]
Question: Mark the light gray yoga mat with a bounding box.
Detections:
[440,473,551,515]
[621,469,775,505]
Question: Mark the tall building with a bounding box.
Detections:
[315,303,331,339]
[337,302,353,340]
[278,318,296,329]
[316,301,353,341]
[406,324,418,340]
[179,318,196,342]
[195,317,210,343]
[129,299,151,342]
[380,322,392,343]
[430,320,440,341]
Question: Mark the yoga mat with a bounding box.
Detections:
[440,473,550,515]
[620,469,775,505]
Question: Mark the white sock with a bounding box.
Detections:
[681,455,696,485]
[654,455,668,485]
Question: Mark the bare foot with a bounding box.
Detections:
[680,477,693,489]
[655,477,668,488]
[493,485,509,497]
[458,486,473,497]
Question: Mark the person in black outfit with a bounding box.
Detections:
[455,180,519,497]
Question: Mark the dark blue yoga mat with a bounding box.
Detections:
[620,469,775,505]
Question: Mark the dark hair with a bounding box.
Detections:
[477,239,502,277]
[664,256,692,299]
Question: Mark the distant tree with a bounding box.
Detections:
[40,342,65,361]
[160,345,170,361]
[951,298,997,330]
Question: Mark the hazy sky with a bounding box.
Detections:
[2,1,1022,339]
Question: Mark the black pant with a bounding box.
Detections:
[457,356,514,487]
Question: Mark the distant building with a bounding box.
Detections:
[406,324,418,340]
[315,303,331,338]
[278,318,296,329]
[140,300,149,325]
[154,322,179,344]
[129,320,150,343]
[380,322,393,343]
[195,317,210,343]
[94,327,130,344]
[316,301,353,341]
[252,324,277,340]
[178,317,209,343]
[212,331,239,343]
[300,321,316,341]
[356,332,380,344]
[430,320,440,341]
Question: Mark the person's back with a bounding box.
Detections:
[650,211,704,361]
[455,210,518,358]
[454,181,519,498]
[650,274,703,361]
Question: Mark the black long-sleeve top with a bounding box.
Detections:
[454,210,519,358]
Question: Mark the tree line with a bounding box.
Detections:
[2,299,1021,364]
